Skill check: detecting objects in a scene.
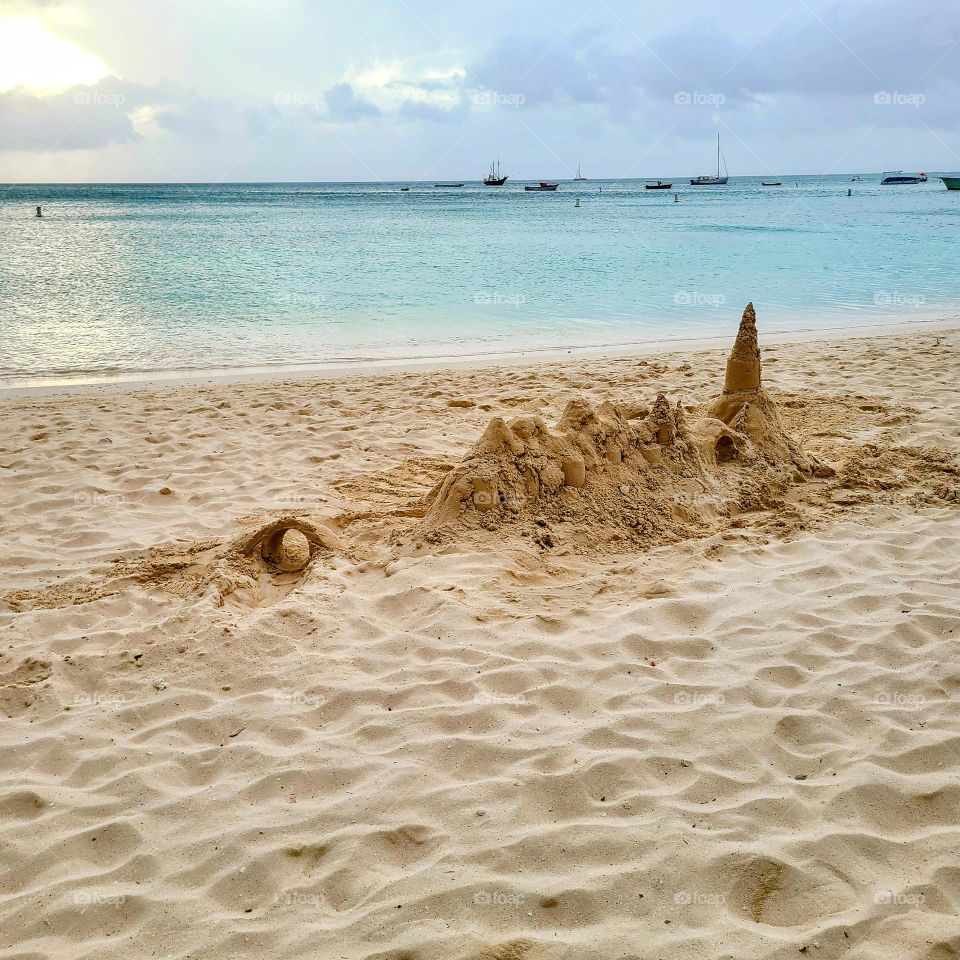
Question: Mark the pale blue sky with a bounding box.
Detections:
[0,0,958,181]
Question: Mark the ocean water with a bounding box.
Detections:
[1,176,957,386]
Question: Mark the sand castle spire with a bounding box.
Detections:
[722,302,761,394]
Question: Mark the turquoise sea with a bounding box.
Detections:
[1,176,957,386]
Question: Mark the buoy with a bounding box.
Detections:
[35,206,42,218]
[674,193,679,202]
[575,198,581,208]
[847,188,852,197]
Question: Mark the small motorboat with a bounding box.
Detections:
[435,182,464,188]
[524,182,559,191]
[880,171,927,185]
[761,180,782,186]
[850,176,863,182]
[941,176,960,190]
[400,187,410,192]
[645,180,672,189]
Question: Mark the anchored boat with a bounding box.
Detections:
[645,180,673,190]
[524,182,559,191]
[690,134,729,185]
[940,176,960,190]
[880,171,927,184]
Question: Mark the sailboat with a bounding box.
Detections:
[574,161,587,181]
[483,160,508,186]
[690,134,729,185]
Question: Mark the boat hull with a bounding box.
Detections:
[941,176,960,190]
[524,185,559,191]
[645,182,672,189]
[689,177,728,185]
[483,177,508,186]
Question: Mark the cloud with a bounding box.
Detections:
[154,96,279,140]
[324,82,381,121]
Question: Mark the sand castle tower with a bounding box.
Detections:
[710,303,816,473]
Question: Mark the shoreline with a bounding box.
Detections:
[3,313,957,399]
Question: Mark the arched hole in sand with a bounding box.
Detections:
[715,435,738,464]
[262,528,312,571]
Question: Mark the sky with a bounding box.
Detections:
[0,0,958,181]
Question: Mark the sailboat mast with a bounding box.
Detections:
[717,133,720,178]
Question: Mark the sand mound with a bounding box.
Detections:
[418,303,818,547]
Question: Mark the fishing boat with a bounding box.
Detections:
[690,134,729,185]
[942,176,960,190]
[880,171,927,185]
[524,182,559,191]
[483,160,508,186]
[761,180,782,186]
[435,182,464,188]
[645,180,672,189]
[574,162,587,181]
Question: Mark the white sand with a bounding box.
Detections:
[1,323,958,959]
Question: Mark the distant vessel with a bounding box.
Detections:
[942,176,960,190]
[574,162,587,181]
[435,182,464,188]
[761,180,782,186]
[850,176,863,182]
[690,134,729,185]
[645,180,672,190]
[400,187,410,192]
[524,182,559,191]
[880,171,927,185]
[483,160,508,186]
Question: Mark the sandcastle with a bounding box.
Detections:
[419,302,820,544]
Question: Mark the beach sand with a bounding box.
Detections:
[1,319,958,959]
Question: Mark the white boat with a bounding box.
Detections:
[574,162,587,181]
[690,134,729,185]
